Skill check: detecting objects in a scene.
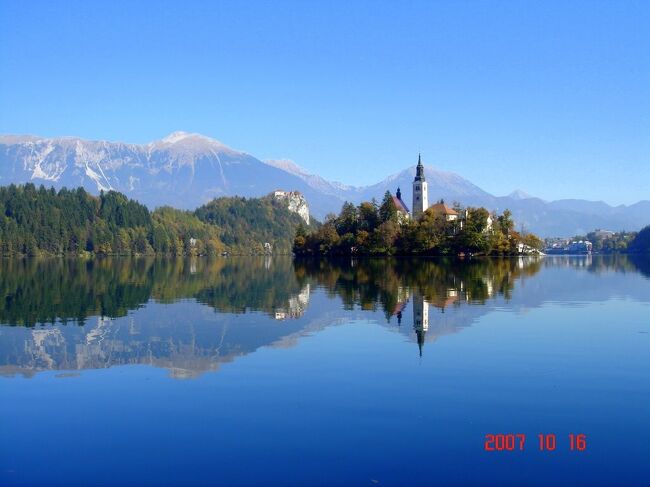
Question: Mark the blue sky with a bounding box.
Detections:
[1,0,648,204]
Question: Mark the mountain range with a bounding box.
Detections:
[1,131,648,237]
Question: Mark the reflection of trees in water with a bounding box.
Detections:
[629,255,650,278]
[0,258,153,326]
[1,255,646,329]
[191,258,306,316]
[1,255,647,377]
[0,257,313,378]
[293,257,544,322]
[0,257,306,327]
[540,254,650,276]
[292,257,545,358]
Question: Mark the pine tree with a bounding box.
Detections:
[379,191,397,223]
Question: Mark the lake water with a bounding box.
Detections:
[1,256,649,486]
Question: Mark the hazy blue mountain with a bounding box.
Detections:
[356,166,494,205]
[507,189,534,200]
[1,132,648,236]
[278,163,649,236]
[264,158,353,200]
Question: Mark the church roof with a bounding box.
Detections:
[391,300,408,316]
[392,195,410,214]
[429,202,458,216]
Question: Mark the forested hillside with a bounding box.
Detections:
[629,225,650,253]
[0,184,309,256]
[195,195,315,254]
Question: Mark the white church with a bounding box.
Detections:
[392,154,461,223]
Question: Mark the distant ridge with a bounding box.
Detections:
[1,132,648,236]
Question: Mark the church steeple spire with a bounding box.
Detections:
[415,153,425,182]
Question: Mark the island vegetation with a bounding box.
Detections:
[293,191,543,256]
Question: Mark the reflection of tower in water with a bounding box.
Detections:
[412,291,429,356]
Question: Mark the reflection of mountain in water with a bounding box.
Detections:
[1,255,648,378]
[0,300,321,379]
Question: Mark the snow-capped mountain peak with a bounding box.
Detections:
[2,132,649,235]
[161,131,195,144]
[150,131,238,156]
[0,132,329,214]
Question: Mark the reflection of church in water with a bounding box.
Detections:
[392,289,433,356]
[402,284,488,357]
[393,290,436,356]
[412,292,429,357]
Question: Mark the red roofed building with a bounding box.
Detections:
[392,187,410,222]
[428,202,459,222]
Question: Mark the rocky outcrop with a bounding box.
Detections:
[273,190,310,224]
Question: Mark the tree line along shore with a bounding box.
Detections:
[293,191,650,257]
[0,184,310,256]
[1,184,649,257]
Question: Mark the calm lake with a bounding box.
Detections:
[1,256,649,486]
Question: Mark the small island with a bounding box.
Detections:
[293,155,543,257]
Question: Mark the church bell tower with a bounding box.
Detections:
[412,154,428,218]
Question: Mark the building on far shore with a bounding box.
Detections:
[392,188,410,222]
[593,229,615,239]
[429,202,459,222]
[392,155,493,232]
